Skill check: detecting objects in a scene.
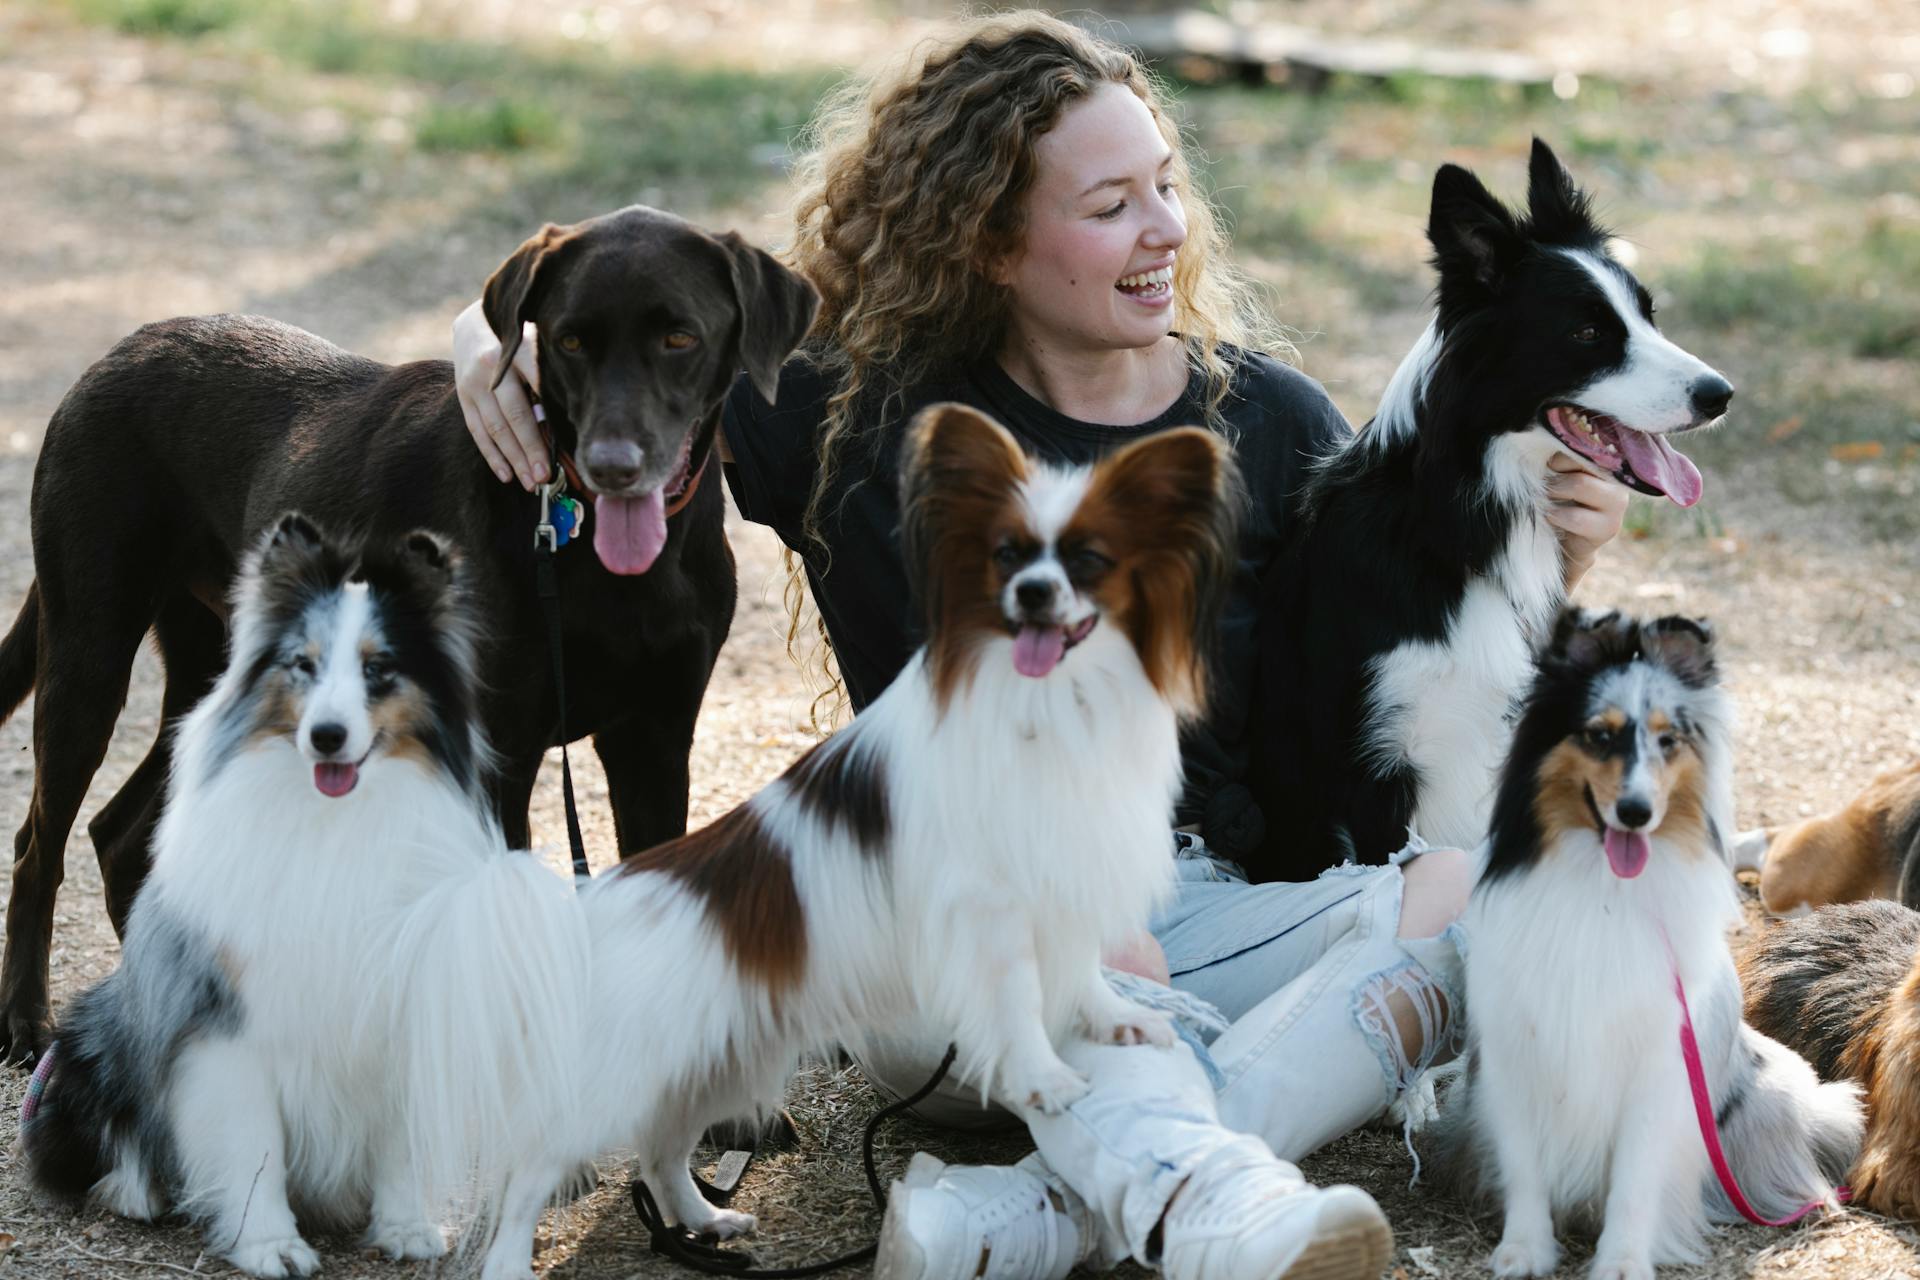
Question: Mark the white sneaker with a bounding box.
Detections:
[875,1152,1087,1280]
[1160,1152,1392,1280]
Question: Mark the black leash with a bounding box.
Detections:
[630,1044,960,1277]
[533,477,591,886]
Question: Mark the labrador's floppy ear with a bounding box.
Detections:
[718,231,820,406]
[481,222,579,389]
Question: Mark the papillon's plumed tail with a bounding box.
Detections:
[383,848,589,1230]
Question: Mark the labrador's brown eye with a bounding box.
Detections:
[664,332,698,351]
[558,334,583,353]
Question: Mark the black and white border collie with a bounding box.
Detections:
[23,516,582,1278]
[1433,608,1860,1279]
[1252,140,1735,877]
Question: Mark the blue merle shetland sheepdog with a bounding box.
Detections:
[1432,609,1860,1279]
[23,515,583,1279]
[1251,140,1735,877]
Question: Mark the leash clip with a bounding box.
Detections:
[535,477,560,554]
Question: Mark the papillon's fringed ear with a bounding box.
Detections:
[899,402,1028,579]
[481,221,579,389]
[1544,605,1632,672]
[1524,137,1604,246]
[1640,614,1718,688]
[1428,162,1523,293]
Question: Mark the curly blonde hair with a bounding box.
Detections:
[781,9,1284,725]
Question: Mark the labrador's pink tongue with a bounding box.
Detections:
[593,490,667,575]
[1604,827,1651,878]
[1617,429,1704,509]
[1013,625,1066,678]
[314,763,358,798]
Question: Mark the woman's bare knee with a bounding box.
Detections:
[1398,846,1471,940]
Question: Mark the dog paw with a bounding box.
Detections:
[686,1207,756,1242]
[94,1162,165,1221]
[1097,1006,1176,1048]
[1588,1258,1654,1280]
[1488,1234,1560,1278]
[365,1217,446,1261]
[0,1001,48,1068]
[228,1232,321,1278]
[1008,1063,1092,1115]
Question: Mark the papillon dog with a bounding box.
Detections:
[470,404,1240,1279]
[23,515,583,1278]
[1432,608,1861,1279]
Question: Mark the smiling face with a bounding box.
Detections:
[996,83,1188,356]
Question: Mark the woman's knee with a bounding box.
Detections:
[1397,846,1471,940]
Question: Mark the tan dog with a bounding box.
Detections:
[1734,760,1920,915]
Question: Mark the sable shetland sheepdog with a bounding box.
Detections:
[23,516,584,1278]
[1741,900,1920,1218]
[1251,140,1735,877]
[1732,761,1920,915]
[1431,609,1861,1280]
[471,405,1240,1280]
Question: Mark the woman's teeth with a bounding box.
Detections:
[1118,265,1174,289]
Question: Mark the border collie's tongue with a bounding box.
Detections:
[1604,827,1650,878]
[1013,625,1067,678]
[594,488,668,575]
[1615,429,1704,509]
[314,762,358,798]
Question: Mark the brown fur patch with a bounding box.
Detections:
[616,804,806,996]
[1533,741,1600,847]
[243,670,301,749]
[1652,742,1713,859]
[368,683,436,765]
[1760,760,1920,914]
[1843,950,1920,1217]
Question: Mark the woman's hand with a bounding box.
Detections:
[452,298,546,490]
[1545,452,1629,593]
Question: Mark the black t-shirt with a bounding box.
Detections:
[721,346,1351,863]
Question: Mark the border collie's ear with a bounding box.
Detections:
[718,232,820,406]
[1525,138,1600,245]
[482,222,578,390]
[1641,615,1717,687]
[1546,606,1629,671]
[1428,162,1521,292]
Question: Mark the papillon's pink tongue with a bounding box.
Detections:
[1604,827,1651,878]
[314,762,358,798]
[593,489,668,575]
[1013,625,1067,678]
[1616,428,1704,509]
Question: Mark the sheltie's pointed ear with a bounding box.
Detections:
[1641,614,1717,688]
[1429,161,1522,293]
[1525,138,1603,245]
[252,511,342,586]
[395,529,461,592]
[1545,605,1630,672]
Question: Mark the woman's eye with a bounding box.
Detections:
[558,334,583,353]
[1094,202,1127,221]
[664,332,698,351]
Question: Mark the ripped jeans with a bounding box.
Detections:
[857,841,1465,1267]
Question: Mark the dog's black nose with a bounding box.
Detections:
[582,438,644,491]
[309,723,348,756]
[1015,579,1055,614]
[1614,796,1653,830]
[1689,375,1733,421]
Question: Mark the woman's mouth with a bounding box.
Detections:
[1116,265,1174,306]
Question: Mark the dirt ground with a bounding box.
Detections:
[0,2,1918,1277]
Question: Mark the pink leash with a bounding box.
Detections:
[1670,959,1849,1225]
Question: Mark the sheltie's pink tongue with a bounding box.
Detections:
[1604,827,1650,878]
[1013,625,1067,678]
[593,489,668,575]
[314,762,358,798]
[1616,429,1704,509]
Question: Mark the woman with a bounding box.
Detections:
[453,14,1626,1280]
